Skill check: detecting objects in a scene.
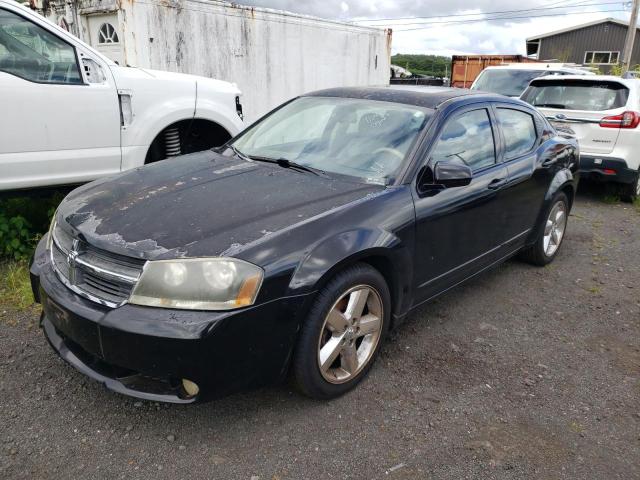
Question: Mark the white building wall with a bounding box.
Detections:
[117,0,391,122]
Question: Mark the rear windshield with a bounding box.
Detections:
[471,69,556,97]
[522,80,629,111]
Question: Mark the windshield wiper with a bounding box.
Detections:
[246,155,328,178]
[229,145,328,177]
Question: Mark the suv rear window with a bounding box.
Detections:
[522,80,629,111]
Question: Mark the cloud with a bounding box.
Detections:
[238,0,630,56]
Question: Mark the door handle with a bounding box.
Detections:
[487,178,508,190]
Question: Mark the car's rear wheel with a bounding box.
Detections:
[620,170,640,203]
[520,192,569,266]
[292,263,390,400]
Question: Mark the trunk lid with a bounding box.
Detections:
[543,108,623,155]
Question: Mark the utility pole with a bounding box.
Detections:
[622,0,640,72]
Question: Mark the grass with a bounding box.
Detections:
[0,261,35,311]
[602,194,620,205]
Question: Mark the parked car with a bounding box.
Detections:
[30,87,579,403]
[471,64,593,97]
[522,75,640,202]
[0,0,244,192]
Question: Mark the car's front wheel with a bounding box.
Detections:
[292,263,390,400]
[520,192,569,266]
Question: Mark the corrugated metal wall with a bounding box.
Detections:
[537,21,640,72]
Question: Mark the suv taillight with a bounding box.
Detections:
[599,111,640,129]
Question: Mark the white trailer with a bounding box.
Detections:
[35,0,392,122]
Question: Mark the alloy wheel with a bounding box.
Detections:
[543,200,567,257]
[317,285,383,384]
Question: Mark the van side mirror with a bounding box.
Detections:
[433,161,472,188]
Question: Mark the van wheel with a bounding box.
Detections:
[520,192,569,266]
[620,171,640,203]
[292,263,390,400]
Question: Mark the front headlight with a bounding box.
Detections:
[129,258,263,310]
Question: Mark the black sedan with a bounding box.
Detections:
[30,87,579,403]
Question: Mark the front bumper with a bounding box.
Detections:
[579,155,638,184]
[31,238,312,403]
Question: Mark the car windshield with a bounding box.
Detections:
[521,80,629,111]
[472,69,552,97]
[230,96,431,184]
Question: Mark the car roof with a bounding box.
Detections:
[529,75,640,88]
[304,86,506,109]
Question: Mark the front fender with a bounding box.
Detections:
[123,103,196,149]
[289,228,413,317]
[195,99,244,138]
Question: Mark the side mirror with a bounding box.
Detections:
[434,161,472,188]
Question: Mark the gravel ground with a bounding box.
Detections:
[1,185,639,480]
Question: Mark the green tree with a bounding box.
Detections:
[391,54,452,78]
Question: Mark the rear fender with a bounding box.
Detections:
[528,168,576,244]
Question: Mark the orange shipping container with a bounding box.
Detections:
[450,55,540,88]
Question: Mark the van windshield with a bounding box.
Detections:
[521,80,630,111]
[472,69,553,97]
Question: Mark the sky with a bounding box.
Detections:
[238,0,632,56]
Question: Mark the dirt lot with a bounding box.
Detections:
[1,185,639,480]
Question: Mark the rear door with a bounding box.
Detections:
[493,104,551,241]
[522,79,629,155]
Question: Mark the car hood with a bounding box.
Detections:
[110,66,240,96]
[56,150,384,260]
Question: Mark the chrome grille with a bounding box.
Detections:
[50,223,145,307]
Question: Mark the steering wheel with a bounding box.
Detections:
[372,147,404,161]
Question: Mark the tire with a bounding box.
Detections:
[292,263,391,400]
[620,171,640,203]
[520,192,569,266]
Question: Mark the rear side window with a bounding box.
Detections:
[496,108,537,158]
[431,109,496,171]
[522,80,629,111]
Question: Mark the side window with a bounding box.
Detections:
[497,108,537,158]
[431,109,496,171]
[0,8,82,84]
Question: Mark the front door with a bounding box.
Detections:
[0,6,121,190]
[411,105,510,304]
[86,14,124,65]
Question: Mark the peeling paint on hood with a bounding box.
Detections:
[56,150,384,260]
